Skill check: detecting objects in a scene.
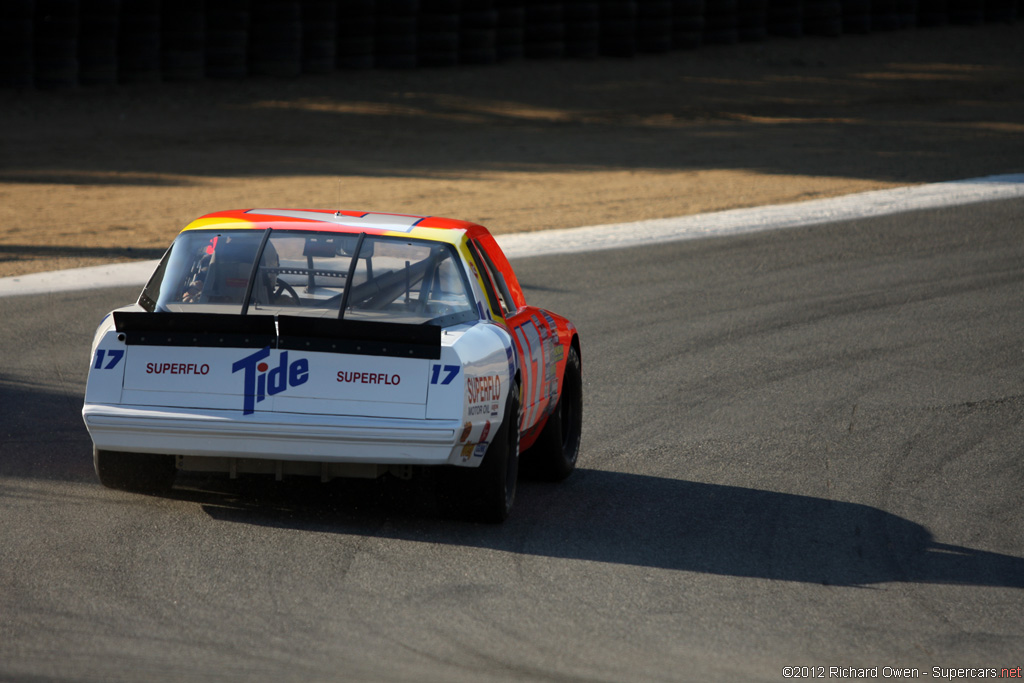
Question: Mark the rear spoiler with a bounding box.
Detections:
[113,312,441,360]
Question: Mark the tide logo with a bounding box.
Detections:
[232,347,309,415]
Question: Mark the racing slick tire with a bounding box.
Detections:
[438,382,521,523]
[522,344,581,482]
[93,447,177,493]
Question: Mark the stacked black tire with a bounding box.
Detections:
[496,0,526,60]
[35,0,81,89]
[599,1,637,57]
[250,0,302,77]
[524,1,565,59]
[337,0,375,69]
[1,0,1020,88]
[918,0,949,27]
[418,0,460,67]
[162,0,204,81]
[564,1,600,58]
[118,0,160,84]
[461,1,499,63]
[842,0,871,34]
[1,1,36,88]
[804,0,841,36]
[638,0,673,52]
[79,0,120,85]
[737,0,768,41]
[768,0,802,37]
[302,0,338,74]
[376,0,418,68]
[672,0,704,49]
[207,0,250,79]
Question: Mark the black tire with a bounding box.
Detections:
[161,0,206,82]
[118,0,162,84]
[34,0,80,89]
[94,447,177,493]
[437,382,521,523]
[521,344,581,482]
[0,8,34,89]
[79,0,120,86]
[250,0,303,77]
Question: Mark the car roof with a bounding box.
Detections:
[181,208,492,246]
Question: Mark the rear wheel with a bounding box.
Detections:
[522,344,582,481]
[93,447,177,493]
[437,382,520,523]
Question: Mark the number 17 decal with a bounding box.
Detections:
[93,349,124,370]
[431,364,460,385]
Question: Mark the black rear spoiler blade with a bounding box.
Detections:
[113,312,276,348]
[277,316,441,360]
[112,312,441,359]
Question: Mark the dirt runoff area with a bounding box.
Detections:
[1,23,1022,278]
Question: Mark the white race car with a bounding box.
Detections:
[82,209,582,522]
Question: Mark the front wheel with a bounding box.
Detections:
[93,447,177,493]
[437,382,521,523]
[522,344,582,481]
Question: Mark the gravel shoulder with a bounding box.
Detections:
[1,23,1022,277]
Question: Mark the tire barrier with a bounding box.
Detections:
[870,0,902,31]
[460,2,499,64]
[918,0,949,27]
[161,0,204,81]
[496,0,526,60]
[896,0,919,27]
[672,0,705,50]
[418,0,460,67]
[599,1,637,57]
[302,0,337,73]
[2,0,1018,87]
[986,0,1017,22]
[118,0,160,83]
[564,1,600,58]
[637,0,673,52]
[35,0,80,89]
[524,2,565,59]
[0,0,36,89]
[206,0,249,79]
[337,0,375,69]
[768,0,802,38]
[250,0,302,77]
[804,0,842,36]
[842,0,871,33]
[948,0,985,24]
[737,0,768,42]
[704,0,738,44]
[79,0,119,86]
[375,0,418,68]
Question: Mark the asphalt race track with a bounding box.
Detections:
[1,198,1022,682]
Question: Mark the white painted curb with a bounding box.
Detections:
[495,173,1024,259]
[1,173,1021,298]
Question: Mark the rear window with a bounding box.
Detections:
[140,229,479,326]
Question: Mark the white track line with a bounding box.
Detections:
[1,173,1022,298]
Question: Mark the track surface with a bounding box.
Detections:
[2,199,1022,682]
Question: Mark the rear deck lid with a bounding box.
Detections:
[114,312,439,419]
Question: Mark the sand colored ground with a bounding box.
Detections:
[1,23,1022,277]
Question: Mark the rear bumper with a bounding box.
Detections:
[82,403,464,466]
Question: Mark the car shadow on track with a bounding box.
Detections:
[173,467,1024,590]
[2,371,1021,590]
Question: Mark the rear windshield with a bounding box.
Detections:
[139,229,479,326]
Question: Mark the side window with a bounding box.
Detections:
[469,240,515,317]
[468,240,507,317]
